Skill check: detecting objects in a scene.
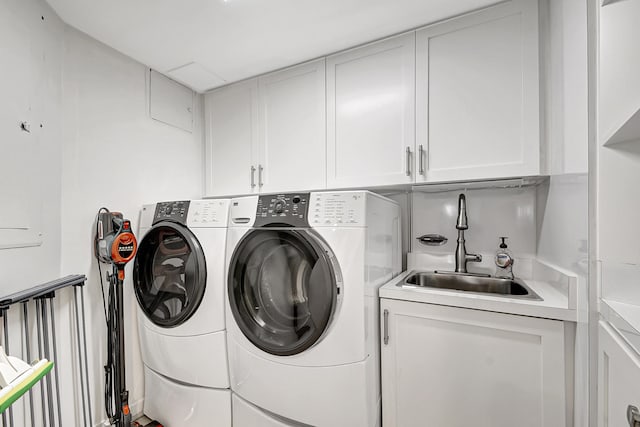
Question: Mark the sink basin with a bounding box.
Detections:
[401,271,542,300]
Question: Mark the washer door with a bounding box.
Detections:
[133,222,206,328]
[228,229,338,356]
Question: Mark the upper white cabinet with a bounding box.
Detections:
[258,59,326,193]
[205,1,543,196]
[205,60,326,196]
[598,321,640,427]
[381,298,569,427]
[599,0,640,145]
[326,33,416,188]
[416,0,540,182]
[205,79,258,197]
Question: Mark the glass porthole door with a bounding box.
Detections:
[133,222,206,327]
[228,229,338,356]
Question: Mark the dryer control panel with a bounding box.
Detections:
[255,193,310,227]
[310,192,366,226]
[188,200,229,228]
[153,201,189,225]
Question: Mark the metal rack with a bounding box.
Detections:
[0,275,93,427]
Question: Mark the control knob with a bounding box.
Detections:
[274,200,285,214]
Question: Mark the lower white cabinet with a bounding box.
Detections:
[380,299,569,427]
[598,321,640,427]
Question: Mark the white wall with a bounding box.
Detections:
[536,175,588,275]
[60,27,204,424]
[411,186,538,274]
[536,174,588,427]
[0,0,204,424]
[543,0,589,176]
[597,135,640,312]
[0,0,64,292]
[0,1,67,425]
[597,134,640,265]
[537,0,589,425]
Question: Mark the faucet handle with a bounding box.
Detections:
[466,253,482,263]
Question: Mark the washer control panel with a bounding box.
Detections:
[255,193,310,227]
[153,201,189,225]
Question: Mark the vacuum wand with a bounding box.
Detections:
[95,210,137,427]
[109,265,130,427]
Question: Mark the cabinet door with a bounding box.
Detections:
[258,59,326,193]
[204,79,258,197]
[327,33,415,188]
[416,0,540,183]
[599,321,640,427]
[381,299,567,427]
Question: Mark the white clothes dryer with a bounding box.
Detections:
[133,199,231,426]
[225,191,401,427]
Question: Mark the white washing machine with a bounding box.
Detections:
[225,191,401,427]
[133,199,231,426]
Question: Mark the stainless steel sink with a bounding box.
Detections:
[400,271,542,300]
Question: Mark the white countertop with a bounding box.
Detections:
[379,269,577,322]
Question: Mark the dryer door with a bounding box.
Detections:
[228,229,338,356]
[133,221,206,328]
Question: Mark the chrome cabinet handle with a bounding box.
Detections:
[628,405,640,427]
[405,147,411,177]
[419,144,425,175]
[383,309,389,345]
[258,165,264,188]
[250,166,256,188]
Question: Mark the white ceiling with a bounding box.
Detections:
[46,0,499,92]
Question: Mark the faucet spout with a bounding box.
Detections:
[456,194,468,230]
[454,193,481,273]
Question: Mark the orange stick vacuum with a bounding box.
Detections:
[95,210,137,427]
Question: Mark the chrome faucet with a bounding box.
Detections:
[454,194,482,273]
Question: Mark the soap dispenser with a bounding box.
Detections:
[495,237,514,279]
